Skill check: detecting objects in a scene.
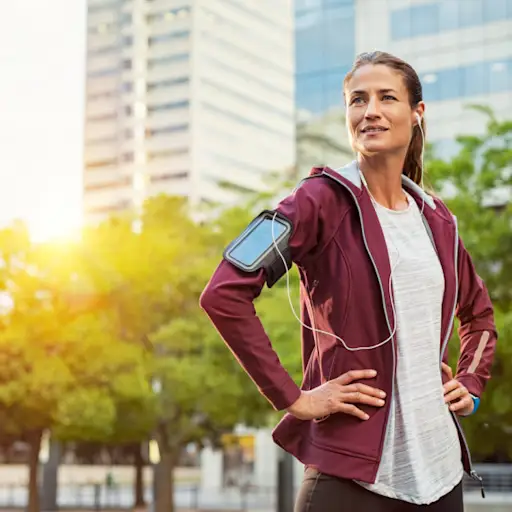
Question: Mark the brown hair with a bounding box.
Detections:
[343,51,425,186]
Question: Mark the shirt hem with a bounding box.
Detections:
[354,466,464,505]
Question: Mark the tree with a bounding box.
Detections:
[427,107,512,460]
[0,221,156,512]
[65,195,274,512]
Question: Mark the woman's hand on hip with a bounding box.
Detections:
[442,362,474,416]
[286,369,386,421]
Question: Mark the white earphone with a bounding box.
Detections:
[415,112,425,192]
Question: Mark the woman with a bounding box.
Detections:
[200,51,497,511]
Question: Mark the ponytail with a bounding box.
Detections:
[403,117,425,186]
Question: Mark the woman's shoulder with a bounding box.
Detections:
[275,165,351,225]
[293,162,356,197]
[430,194,457,224]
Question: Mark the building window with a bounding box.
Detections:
[88,90,117,101]
[89,23,116,35]
[201,78,293,121]
[89,45,118,55]
[216,0,283,28]
[85,177,131,192]
[391,0,512,40]
[295,0,322,12]
[148,31,190,45]
[147,77,189,90]
[421,58,512,102]
[296,2,355,75]
[201,102,290,138]
[87,137,117,146]
[147,53,189,69]
[147,149,188,161]
[296,71,347,114]
[147,100,189,114]
[87,113,117,122]
[146,124,189,137]
[147,7,191,24]
[150,171,189,183]
[120,13,132,25]
[88,68,119,78]
[201,54,292,101]
[87,200,132,215]
[121,82,133,93]
[88,1,120,13]
[85,158,117,169]
[201,32,289,77]
[483,0,510,22]
[121,152,134,162]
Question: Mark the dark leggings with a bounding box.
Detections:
[295,468,464,512]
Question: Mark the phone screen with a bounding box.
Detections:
[229,217,288,267]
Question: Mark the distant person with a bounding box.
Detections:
[200,51,497,511]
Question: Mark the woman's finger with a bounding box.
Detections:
[342,383,386,399]
[337,402,369,420]
[443,379,461,394]
[449,395,473,413]
[444,386,468,404]
[341,391,385,408]
[441,362,453,379]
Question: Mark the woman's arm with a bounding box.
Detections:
[200,179,332,411]
[454,238,498,400]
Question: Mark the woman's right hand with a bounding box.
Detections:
[286,369,386,421]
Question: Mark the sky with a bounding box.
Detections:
[0,1,85,241]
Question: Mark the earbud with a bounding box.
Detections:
[415,112,422,125]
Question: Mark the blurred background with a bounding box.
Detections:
[0,1,510,511]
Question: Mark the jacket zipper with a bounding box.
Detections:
[434,215,485,498]
[323,171,484,496]
[321,172,396,465]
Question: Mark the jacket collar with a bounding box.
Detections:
[317,160,437,211]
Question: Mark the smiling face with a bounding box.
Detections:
[344,64,424,156]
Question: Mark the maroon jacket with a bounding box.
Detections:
[200,161,497,484]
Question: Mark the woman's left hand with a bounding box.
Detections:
[441,362,474,416]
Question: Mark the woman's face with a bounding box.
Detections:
[344,64,424,156]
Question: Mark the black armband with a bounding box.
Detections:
[223,210,293,288]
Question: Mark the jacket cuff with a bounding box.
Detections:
[261,376,302,411]
[455,373,483,398]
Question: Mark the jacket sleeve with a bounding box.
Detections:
[199,179,332,411]
[454,237,498,399]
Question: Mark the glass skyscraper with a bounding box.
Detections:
[295,0,356,116]
[295,0,512,158]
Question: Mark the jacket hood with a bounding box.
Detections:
[310,160,438,212]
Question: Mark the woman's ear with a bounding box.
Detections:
[414,101,426,125]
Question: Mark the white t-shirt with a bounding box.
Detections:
[358,189,463,504]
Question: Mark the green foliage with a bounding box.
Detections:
[428,107,512,460]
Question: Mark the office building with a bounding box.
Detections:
[295,0,512,164]
[84,0,295,223]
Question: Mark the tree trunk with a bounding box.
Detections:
[154,450,176,512]
[27,430,43,512]
[40,439,61,511]
[134,443,145,508]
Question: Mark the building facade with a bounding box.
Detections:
[84,0,295,223]
[295,0,512,163]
